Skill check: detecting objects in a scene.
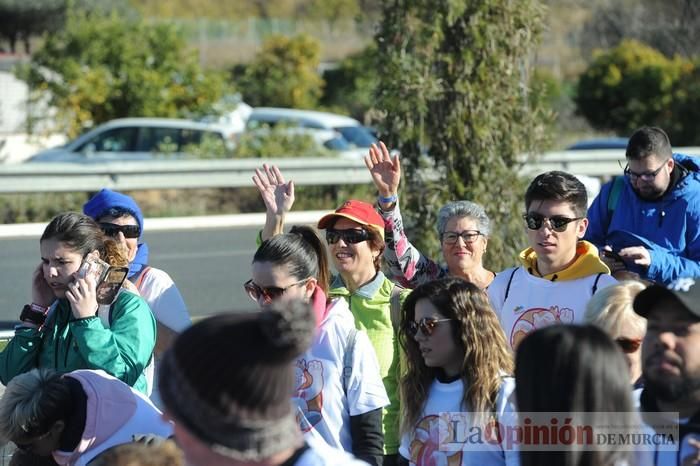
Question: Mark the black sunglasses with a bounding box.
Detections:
[244,278,309,304]
[325,228,370,245]
[523,213,582,233]
[99,222,141,239]
[408,317,453,337]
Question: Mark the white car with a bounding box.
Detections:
[246,107,377,158]
[26,118,238,163]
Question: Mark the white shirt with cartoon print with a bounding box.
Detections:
[293,297,390,453]
[488,267,617,350]
[399,377,519,466]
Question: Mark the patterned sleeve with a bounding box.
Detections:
[379,201,447,289]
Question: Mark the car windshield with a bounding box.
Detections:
[334,126,377,148]
[324,136,351,151]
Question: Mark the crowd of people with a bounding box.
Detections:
[0,125,698,466]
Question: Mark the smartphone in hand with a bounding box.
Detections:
[77,256,129,305]
[603,249,624,263]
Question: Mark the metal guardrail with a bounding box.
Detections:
[2,149,700,193]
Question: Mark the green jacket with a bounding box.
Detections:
[329,272,409,455]
[0,291,156,394]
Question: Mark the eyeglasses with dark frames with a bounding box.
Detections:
[620,159,669,182]
[523,213,582,233]
[325,228,371,245]
[441,230,483,245]
[244,278,310,304]
[408,317,453,337]
[99,222,141,239]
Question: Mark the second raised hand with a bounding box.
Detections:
[252,164,295,216]
[364,141,401,198]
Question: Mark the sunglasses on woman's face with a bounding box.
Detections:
[325,228,370,245]
[616,337,642,353]
[99,222,141,239]
[243,278,309,304]
[408,317,453,337]
[523,213,582,233]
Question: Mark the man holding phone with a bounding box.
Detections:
[585,126,700,284]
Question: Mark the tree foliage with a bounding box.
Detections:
[0,0,134,53]
[575,39,696,143]
[18,10,228,137]
[579,0,700,60]
[321,45,378,120]
[236,34,324,109]
[373,0,551,272]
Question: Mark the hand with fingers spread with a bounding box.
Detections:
[252,164,295,240]
[253,164,295,216]
[66,275,99,319]
[364,141,401,209]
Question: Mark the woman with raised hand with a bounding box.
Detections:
[0,212,155,394]
[248,225,389,466]
[253,164,407,466]
[398,277,517,466]
[364,142,495,289]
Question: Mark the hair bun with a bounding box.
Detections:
[260,300,315,357]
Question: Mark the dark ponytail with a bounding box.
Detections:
[253,225,330,294]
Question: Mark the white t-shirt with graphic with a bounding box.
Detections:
[488,267,617,349]
[293,297,390,453]
[399,377,519,466]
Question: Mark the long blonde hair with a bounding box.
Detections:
[398,277,513,432]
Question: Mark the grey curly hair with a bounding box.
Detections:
[436,201,491,237]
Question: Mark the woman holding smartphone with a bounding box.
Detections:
[0,212,156,394]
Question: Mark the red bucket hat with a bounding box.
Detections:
[317,200,385,240]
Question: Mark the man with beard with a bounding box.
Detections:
[585,127,700,284]
[633,277,700,465]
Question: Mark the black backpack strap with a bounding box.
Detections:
[591,272,604,295]
[504,268,519,301]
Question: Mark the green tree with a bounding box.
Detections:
[237,34,324,108]
[321,45,378,120]
[18,10,228,137]
[575,39,691,140]
[373,0,551,272]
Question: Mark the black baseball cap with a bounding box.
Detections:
[633,277,700,319]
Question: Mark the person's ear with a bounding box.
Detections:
[303,277,318,298]
[577,218,589,239]
[666,157,675,171]
[89,249,101,259]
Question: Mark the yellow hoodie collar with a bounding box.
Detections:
[519,240,610,281]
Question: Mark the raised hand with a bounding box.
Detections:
[252,164,295,216]
[364,141,401,199]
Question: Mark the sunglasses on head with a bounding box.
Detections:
[616,337,642,354]
[244,278,310,304]
[325,228,370,245]
[523,213,582,233]
[99,222,141,239]
[408,317,453,337]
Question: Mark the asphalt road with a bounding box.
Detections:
[0,226,259,322]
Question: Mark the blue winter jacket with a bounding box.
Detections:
[585,153,700,284]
